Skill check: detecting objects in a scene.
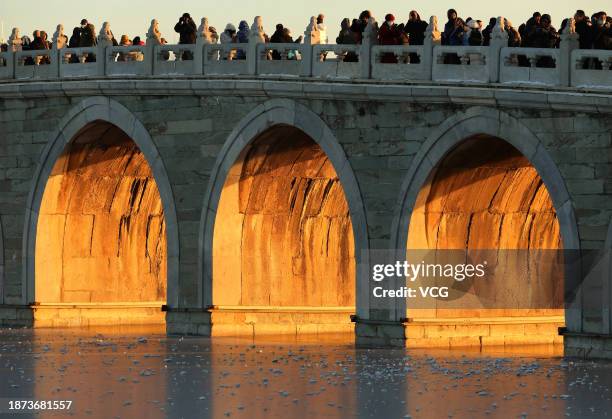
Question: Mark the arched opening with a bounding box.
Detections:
[211,125,356,336]
[406,135,564,347]
[34,121,167,326]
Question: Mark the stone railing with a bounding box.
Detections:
[571,49,612,89]
[1,16,611,90]
[500,47,562,86]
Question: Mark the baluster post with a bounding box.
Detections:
[423,16,440,81]
[302,16,319,77]
[146,19,162,75]
[97,22,114,76]
[489,17,508,83]
[360,17,378,79]
[51,24,65,78]
[248,16,266,75]
[196,18,213,75]
[560,18,579,87]
[7,28,22,80]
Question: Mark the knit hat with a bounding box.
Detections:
[385,14,395,22]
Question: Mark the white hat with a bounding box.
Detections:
[225,23,236,32]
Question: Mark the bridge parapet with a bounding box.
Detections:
[0,16,610,90]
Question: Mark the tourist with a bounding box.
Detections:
[220,23,237,44]
[174,13,197,44]
[236,20,249,60]
[220,23,237,60]
[68,27,80,48]
[505,19,522,47]
[336,18,355,45]
[78,21,94,47]
[404,11,428,45]
[336,18,358,62]
[131,37,145,62]
[270,24,284,60]
[174,13,197,59]
[117,35,131,62]
[526,14,558,67]
[482,17,496,46]
[592,12,612,50]
[522,12,541,47]
[209,27,219,44]
[281,27,302,60]
[465,19,482,46]
[80,22,97,49]
[574,10,593,50]
[67,28,81,63]
[378,14,400,63]
[30,32,48,50]
[352,10,372,44]
[442,9,459,45]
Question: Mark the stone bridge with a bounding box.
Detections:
[0,19,611,358]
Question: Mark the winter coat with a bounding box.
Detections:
[593,24,612,50]
[220,31,235,44]
[378,22,400,45]
[174,18,197,44]
[378,22,400,63]
[447,25,465,46]
[237,21,249,43]
[528,26,559,49]
[68,29,81,48]
[30,36,48,50]
[79,24,97,47]
[507,27,521,47]
[575,20,593,49]
[442,19,457,45]
[404,19,428,45]
[466,29,483,46]
[482,23,494,46]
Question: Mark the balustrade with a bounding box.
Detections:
[0,15,609,90]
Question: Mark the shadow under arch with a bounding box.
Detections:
[199,99,370,319]
[22,97,180,309]
[391,107,580,327]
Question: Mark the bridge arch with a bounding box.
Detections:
[23,97,179,314]
[391,106,580,339]
[199,99,369,330]
[393,106,579,253]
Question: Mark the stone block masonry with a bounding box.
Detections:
[0,78,609,358]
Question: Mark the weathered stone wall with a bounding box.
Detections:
[213,126,354,308]
[35,121,166,304]
[407,136,563,321]
[0,80,609,341]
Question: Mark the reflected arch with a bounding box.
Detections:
[23,97,179,319]
[199,99,370,329]
[392,107,580,338]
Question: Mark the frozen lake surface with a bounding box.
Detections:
[0,326,611,418]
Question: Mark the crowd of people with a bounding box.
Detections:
[330,9,611,63]
[1,9,610,66]
[0,18,169,63]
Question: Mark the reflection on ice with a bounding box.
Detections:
[0,327,610,418]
